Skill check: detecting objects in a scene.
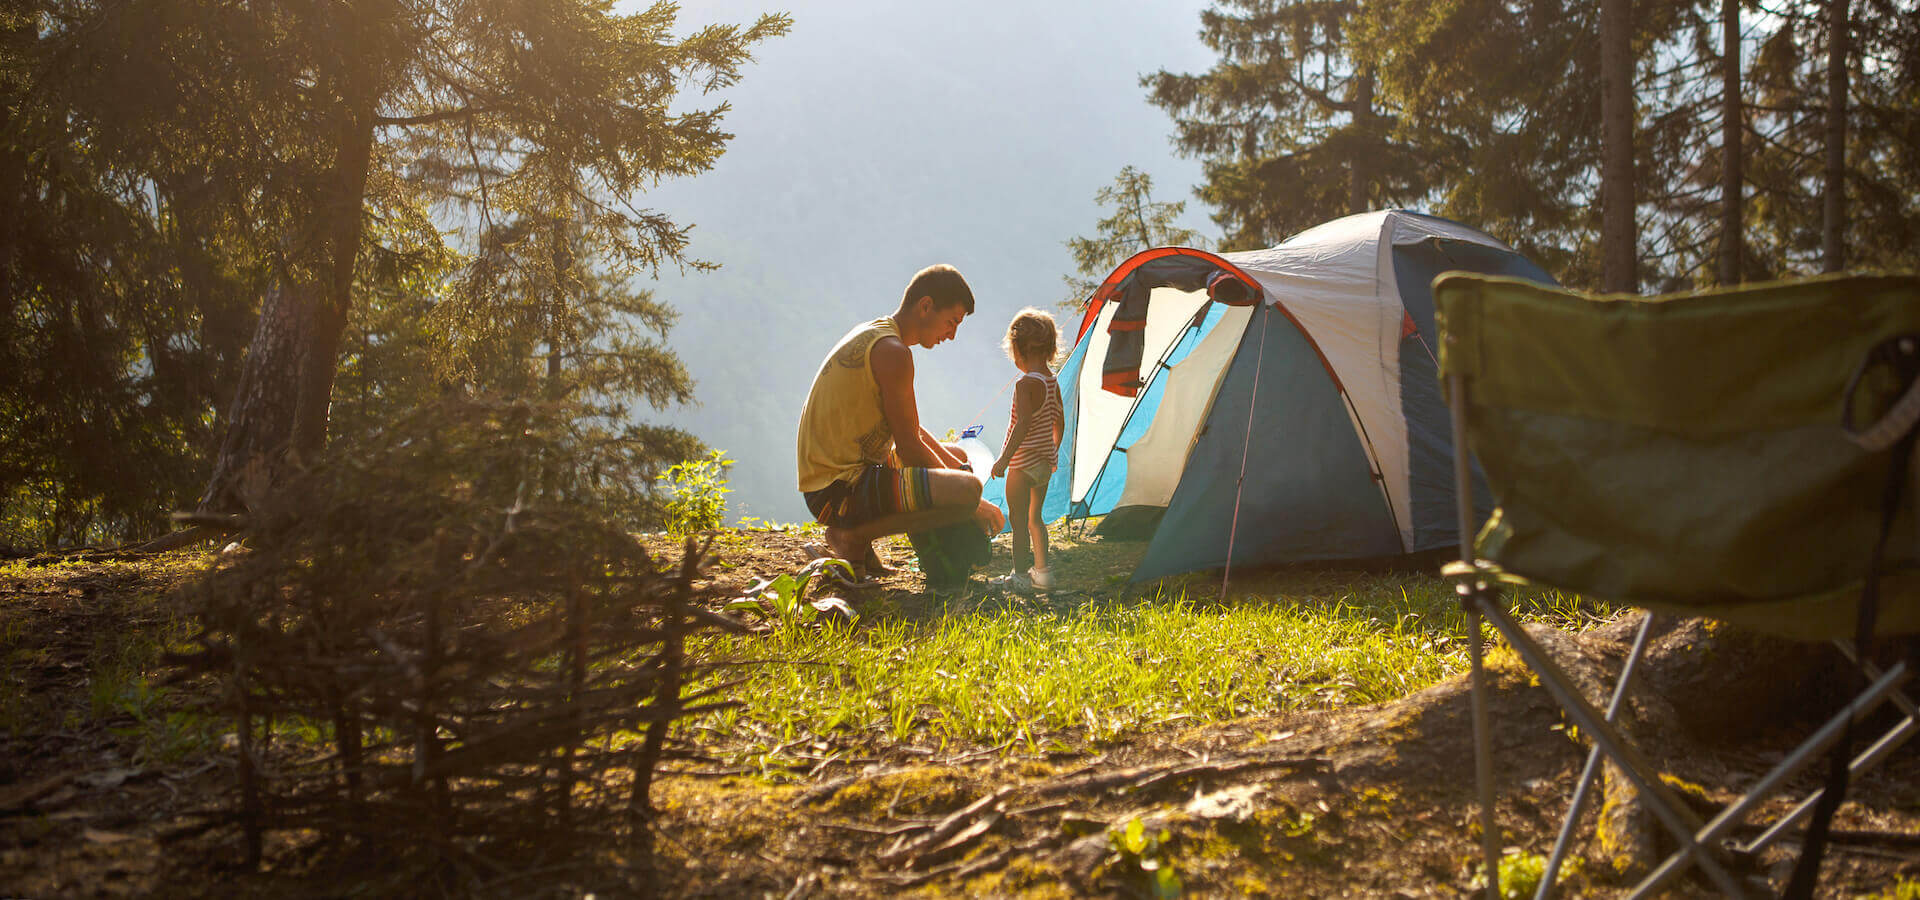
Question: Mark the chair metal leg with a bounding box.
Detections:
[1631,659,1909,896]
[1477,601,1751,898]
[1534,613,1660,900]
[1734,655,1915,857]
[1468,598,1501,900]
[1450,373,1504,900]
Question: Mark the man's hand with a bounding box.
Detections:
[977,500,1005,536]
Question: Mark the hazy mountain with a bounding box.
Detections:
[636,0,1216,523]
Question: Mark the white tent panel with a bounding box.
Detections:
[1070,286,1213,503]
[1113,303,1255,511]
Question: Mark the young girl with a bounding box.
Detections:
[990,308,1064,592]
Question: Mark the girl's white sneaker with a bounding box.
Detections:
[1027,567,1054,590]
[989,570,1033,593]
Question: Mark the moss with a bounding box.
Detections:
[1863,878,1920,900]
[1594,787,1645,879]
[818,766,973,817]
[1657,772,1717,813]
[1012,759,1060,779]
[965,856,1074,899]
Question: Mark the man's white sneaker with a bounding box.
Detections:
[1027,567,1054,590]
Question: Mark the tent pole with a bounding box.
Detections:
[1077,303,1213,528]
[1221,303,1270,595]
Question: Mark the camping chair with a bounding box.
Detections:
[1434,272,1920,899]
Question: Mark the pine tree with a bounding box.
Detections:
[1,4,259,545]
[1061,167,1206,309]
[1143,0,1427,251]
[44,0,793,513]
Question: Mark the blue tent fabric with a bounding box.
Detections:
[1391,237,1560,551]
[1133,305,1401,581]
[1075,301,1231,520]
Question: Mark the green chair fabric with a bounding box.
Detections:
[1435,272,1920,639]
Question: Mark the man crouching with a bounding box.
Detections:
[796,264,1005,574]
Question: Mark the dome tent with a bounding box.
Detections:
[1004,209,1556,581]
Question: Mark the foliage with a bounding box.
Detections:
[1144,0,1431,253]
[169,397,738,882]
[1108,817,1183,898]
[1062,166,1207,309]
[724,557,857,629]
[0,9,256,546]
[3,0,788,541]
[1149,0,1920,289]
[664,450,735,534]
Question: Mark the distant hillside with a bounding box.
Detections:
[636,0,1216,523]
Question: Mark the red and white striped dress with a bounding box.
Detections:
[1006,371,1064,474]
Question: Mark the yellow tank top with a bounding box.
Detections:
[797,317,899,492]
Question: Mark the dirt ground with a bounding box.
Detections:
[4,529,1919,898]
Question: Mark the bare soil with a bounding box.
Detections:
[3,530,1918,897]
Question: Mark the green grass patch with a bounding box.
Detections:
[683,570,1613,765]
[1,553,221,760]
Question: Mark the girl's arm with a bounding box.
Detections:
[992,376,1042,478]
[1050,379,1064,449]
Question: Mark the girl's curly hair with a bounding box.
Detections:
[1003,307,1058,363]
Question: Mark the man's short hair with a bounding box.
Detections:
[901,264,975,314]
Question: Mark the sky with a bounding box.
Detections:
[634,0,1221,523]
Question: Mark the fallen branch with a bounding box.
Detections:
[0,773,72,812]
[1031,754,1326,798]
[879,784,1019,865]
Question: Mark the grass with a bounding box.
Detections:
[682,564,1616,765]
[1,553,221,762]
[3,539,1616,778]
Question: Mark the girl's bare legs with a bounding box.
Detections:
[1005,468,1034,576]
[1027,472,1051,574]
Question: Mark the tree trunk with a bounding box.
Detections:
[1350,69,1375,215]
[1601,0,1638,293]
[1717,0,1743,286]
[199,68,377,512]
[1822,0,1850,273]
[198,281,322,512]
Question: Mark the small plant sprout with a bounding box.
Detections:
[1108,817,1182,898]
[725,557,857,626]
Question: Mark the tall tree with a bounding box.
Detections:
[1061,166,1206,309]
[1741,0,1917,277]
[1144,0,1427,250]
[1350,0,1613,285]
[41,0,791,513]
[1601,0,1640,292]
[2,5,260,545]
[1822,0,1851,271]
[1720,0,1745,284]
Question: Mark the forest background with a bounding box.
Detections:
[3,0,1918,547]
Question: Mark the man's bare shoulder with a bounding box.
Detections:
[870,335,913,378]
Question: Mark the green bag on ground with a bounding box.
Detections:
[908,522,990,589]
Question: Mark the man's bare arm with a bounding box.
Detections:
[919,426,966,469]
[871,337,942,468]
